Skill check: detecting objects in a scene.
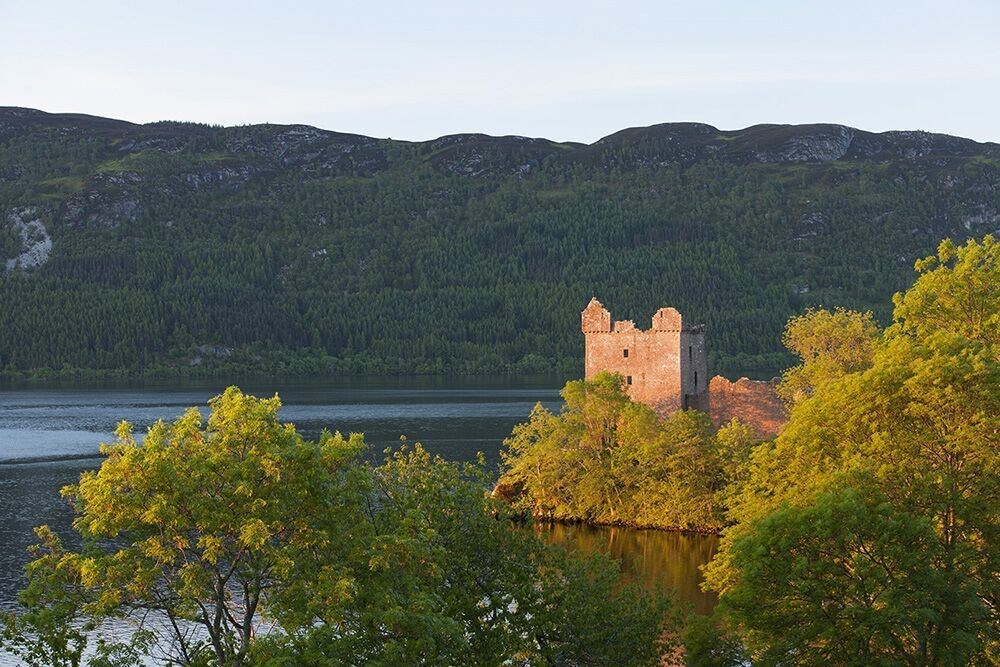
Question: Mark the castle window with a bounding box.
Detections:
[626,376,632,385]
[689,346,692,361]
[694,371,698,388]
[623,348,629,358]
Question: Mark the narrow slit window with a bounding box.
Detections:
[626,376,633,385]
[694,371,698,388]
[689,346,692,361]
[623,348,629,358]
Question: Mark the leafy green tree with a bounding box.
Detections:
[2,388,678,666]
[892,235,999,348]
[0,527,90,667]
[681,614,747,667]
[500,372,758,531]
[255,445,676,666]
[711,419,757,487]
[706,236,1000,664]
[1,387,370,666]
[284,444,548,665]
[723,479,981,665]
[623,409,721,530]
[528,547,678,666]
[500,373,638,523]
[777,307,880,405]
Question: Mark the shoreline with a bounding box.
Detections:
[533,517,722,536]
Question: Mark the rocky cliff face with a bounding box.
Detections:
[3,107,997,248]
[422,134,567,177]
[2,207,51,271]
[579,122,998,170]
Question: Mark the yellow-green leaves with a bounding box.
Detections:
[5,387,677,667]
[894,234,999,348]
[705,236,1000,664]
[500,372,759,531]
[778,307,880,405]
[238,519,270,550]
[198,534,225,564]
[10,386,371,667]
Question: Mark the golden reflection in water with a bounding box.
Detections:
[535,523,719,615]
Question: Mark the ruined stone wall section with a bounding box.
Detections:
[707,376,787,438]
[651,307,683,331]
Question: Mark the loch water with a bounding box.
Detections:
[0,377,718,630]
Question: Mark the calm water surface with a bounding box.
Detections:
[0,377,717,659]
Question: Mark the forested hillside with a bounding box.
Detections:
[1,107,997,378]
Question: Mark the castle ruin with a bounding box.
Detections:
[582,298,786,437]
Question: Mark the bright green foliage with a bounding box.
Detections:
[528,547,678,666]
[500,372,759,531]
[0,525,156,667]
[704,236,1000,664]
[894,235,1000,348]
[270,445,547,665]
[254,446,676,666]
[0,527,90,667]
[777,307,880,404]
[8,387,369,666]
[2,388,677,666]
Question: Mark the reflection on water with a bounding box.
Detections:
[537,523,718,615]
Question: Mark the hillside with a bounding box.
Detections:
[1,107,998,378]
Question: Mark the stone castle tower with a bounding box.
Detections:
[581,298,708,413]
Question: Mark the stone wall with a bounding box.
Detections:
[585,324,685,412]
[707,376,786,438]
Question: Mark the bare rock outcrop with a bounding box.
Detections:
[3,207,52,272]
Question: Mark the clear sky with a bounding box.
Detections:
[2,0,998,144]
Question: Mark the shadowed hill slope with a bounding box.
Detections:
[1,107,997,377]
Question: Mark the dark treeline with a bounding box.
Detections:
[1,112,997,377]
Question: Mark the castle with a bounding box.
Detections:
[582,298,786,437]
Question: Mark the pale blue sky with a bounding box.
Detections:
[2,0,998,143]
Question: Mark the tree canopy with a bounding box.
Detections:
[776,307,880,405]
[498,372,759,532]
[3,113,998,379]
[701,235,1000,664]
[1,388,677,666]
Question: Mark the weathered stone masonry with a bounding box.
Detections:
[707,376,785,438]
[582,299,786,437]
[582,298,708,414]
